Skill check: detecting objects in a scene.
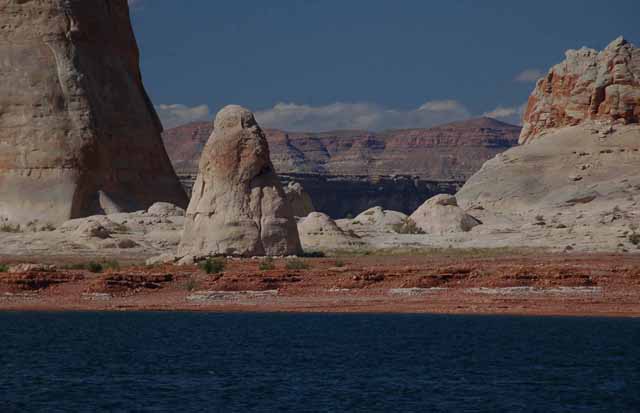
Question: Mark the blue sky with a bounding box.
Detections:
[129,0,640,131]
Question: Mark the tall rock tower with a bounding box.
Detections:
[0,0,187,224]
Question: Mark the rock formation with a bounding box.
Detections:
[284,182,315,217]
[409,195,481,235]
[351,207,409,233]
[0,0,187,225]
[457,37,640,250]
[520,36,640,144]
[163,118,519,217]
[178,105,302,257]
[164,117,521,180]
[297,212,365,252]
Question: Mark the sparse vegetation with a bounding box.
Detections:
[111,222,130,233]
[200,257,225,274]
[87,262,104,273]
[391,218,425,234]
[102,260,121,271]
[41,223,56,232]
[184,276,199,292]
[259,257,276,271]
[286,258,310,270]
[535,215,545,222]
[0,264,8,273]
[628,224,640,246]
[301,250,325,258]
[333,260,345,268]
[0,223,22,233]
[332,246,547,258]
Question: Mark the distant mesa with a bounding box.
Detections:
[0,0,187,225]
[163,117,521,181]
[178,105,302,258]
[163,117,521,217]
[520,36,640,144]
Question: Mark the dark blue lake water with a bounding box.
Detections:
[0,312,639,412]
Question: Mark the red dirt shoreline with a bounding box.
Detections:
[1,253,640,317]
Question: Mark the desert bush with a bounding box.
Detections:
[391,218,425,234]
[103,260,121,271]
[41,223,56,232]
[184,276,199,291]
[286,258,309,270]
[629,232,640,246]
[334,260,345,268]
[87,262,104,273]
[301,250,325,258]
[259,257,276,271]
[0,223,22,233]
[0,264,8,273]
[200,257,225,275]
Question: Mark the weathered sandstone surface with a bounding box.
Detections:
[0,0,187,225]
[520,36,640,143]
[178,106,302,258]
[284,182,315,217]
[456,37,640,252]
[410,195,481,235]
[297,212,365,252]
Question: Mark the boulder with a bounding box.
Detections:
[147,202,186,217]
[178,105,302,257]
[409,195,481,235]
[297,212,365,252]
[350,207,409,233]
[520,36,640,144]
[0,0,187,225]
[284,182,315,217]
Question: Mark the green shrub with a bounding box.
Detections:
[0,264,8,273]
[87,262,104,273]
[334,260,345,268]
[259,257,276,271]
[200,257,225,274]
[103,260,120,271]
[0,223,22,233]
[301,250,325,258]
[391,218,425,234]
[286,258,309,270]
[184,276,198,292]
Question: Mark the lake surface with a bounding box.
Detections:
[1,312,639,412]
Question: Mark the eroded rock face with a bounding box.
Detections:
[520,36,640,144]
[178,106,302,257]
[297,212,365,252]
[409,194,481,235]
[0,0,187,225]
[284,181,315,217]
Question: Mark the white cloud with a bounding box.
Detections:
[156,100,529,131]
[482,103,526,125]
[514,68,544,83]
[254,100,471,132]
[155,104,211,129]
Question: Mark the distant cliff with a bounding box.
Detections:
[163,117,520,217]
[177,171,462,218]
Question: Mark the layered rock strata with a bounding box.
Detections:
[178,106,302,257]
[0,0,187,224]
